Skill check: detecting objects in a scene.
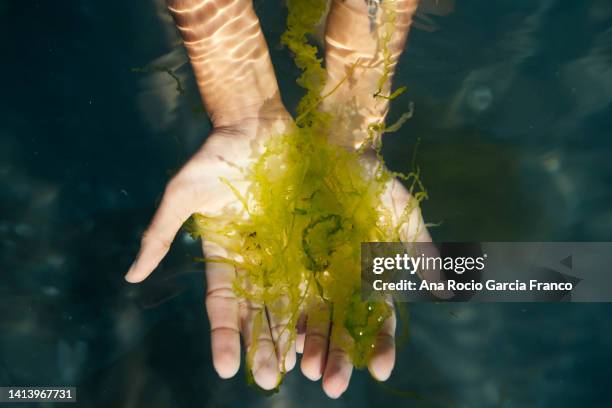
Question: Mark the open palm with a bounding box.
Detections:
[126,0,424,399]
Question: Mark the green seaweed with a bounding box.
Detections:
[185,0,426,385]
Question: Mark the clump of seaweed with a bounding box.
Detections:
[186,0,425,383]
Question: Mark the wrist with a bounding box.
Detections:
[208,97,290,129]
[168,0,283,127]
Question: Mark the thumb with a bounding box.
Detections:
[125,183,193,283]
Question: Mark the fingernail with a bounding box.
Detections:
[124,261,138,283]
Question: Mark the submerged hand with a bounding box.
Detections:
[126,0,425,399]
[125,114,297,390]
[296,0,425,398]
[126,0,299,389]
[297,151,432,397]
[125,117,426,396]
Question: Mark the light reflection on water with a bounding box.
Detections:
[0,0,611,406]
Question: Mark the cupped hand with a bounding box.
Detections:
[125,113,297,390]
[295,0,430,398]
[126,0,426,399]
[296,149,433,398]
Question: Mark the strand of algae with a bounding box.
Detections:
[185,0,426,386]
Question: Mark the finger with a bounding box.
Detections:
[267,294,297,373]
[381,177,428,242]
[386,180,454,299]
[300,301,331,381]
[203,244,241,378]
[295,312,307,354]
[322,324,354,399]
[240,299,280,390]
[125,183,191,283]
[367,304,396,381]
[322,0,418,148]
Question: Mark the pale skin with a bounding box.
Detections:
[125,0,422,399]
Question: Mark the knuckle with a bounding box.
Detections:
[141,231,172,249]
[305,332,328,343]
[210,325,240,336]
[327,347,349,359]
[206,286,236,301]
[268,321,290,334]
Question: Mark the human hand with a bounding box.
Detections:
[125,112,299,390]
[125,0,301,389]
[295,0,438,398]
[126,0,309,391]
[126,0,429,398]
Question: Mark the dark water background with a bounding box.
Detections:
[1,0,611,406]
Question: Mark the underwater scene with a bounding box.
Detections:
[1,0,612,406]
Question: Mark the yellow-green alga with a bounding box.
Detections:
[186,0,425,382]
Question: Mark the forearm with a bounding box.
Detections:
[322,0,419,142]
[167,0,285,127]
